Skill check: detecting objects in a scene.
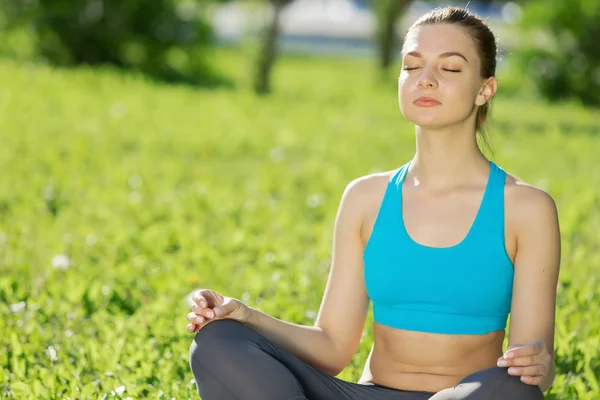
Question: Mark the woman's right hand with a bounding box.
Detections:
[186,289,251,333]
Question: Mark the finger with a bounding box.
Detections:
[187,311,208,325]
[520,375,543,386]
[191,304,216,319]
[500,355,537,367]
[507,365,547,377]
[213,301,235,318]
[504,340,544,359]
[186,323,198,333]
[498,351,551,368]
[192,293,207,308]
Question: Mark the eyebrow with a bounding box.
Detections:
[404,51,469,63]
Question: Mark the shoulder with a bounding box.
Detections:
[338,168,399,218]
[346,169,396,193]
[344,167,399,200]
[502,169,560,233]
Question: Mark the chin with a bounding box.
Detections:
[403,113,446,128]
[402,105,461,129]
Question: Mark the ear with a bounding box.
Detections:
[476,76,497,106]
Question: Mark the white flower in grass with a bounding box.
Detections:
[9,301,26,313]
[51,254,71,270]
[85,234,97,246]
[46,346,58,361]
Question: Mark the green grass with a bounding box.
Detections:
[1,47,599,399]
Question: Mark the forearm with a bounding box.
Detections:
[245,306,342,376]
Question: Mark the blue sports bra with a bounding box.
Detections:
[363,160,514,335]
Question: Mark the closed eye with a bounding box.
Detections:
[402,67,461,73]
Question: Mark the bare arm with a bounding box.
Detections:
[506,184,561,393]
[244,177,371,376]
[244,308,340,375]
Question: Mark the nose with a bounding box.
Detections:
[417,67,438,89]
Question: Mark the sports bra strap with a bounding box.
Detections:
[473,161,506,239]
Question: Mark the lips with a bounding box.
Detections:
[413,96,441,106]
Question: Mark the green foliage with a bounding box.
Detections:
[0,0,229,86]
[516,0,600,106]
[0,49,599,398]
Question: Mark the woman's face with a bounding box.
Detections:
[398,23,494,129]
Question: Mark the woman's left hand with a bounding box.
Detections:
[496,340,553,386]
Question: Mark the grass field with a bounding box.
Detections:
[1,47,599,399]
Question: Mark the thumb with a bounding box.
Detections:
[213,297,236,318]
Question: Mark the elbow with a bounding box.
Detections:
[324,364,345,377]
[315,354,346,376]
[327,355,351,377]
[316,326,351,377]
[315,353,347,377]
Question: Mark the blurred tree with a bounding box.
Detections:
[210,0,291,94]
[516,0,600,106]
[1,0,229,87]
[372,0,411,73]
[253,0,293,95]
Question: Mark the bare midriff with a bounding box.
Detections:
[357,321,506,392]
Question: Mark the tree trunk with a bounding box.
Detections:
[376,0,408,72]
[253,0,285,95]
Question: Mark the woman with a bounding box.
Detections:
[186,6,560,400]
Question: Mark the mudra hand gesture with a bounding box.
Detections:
[186,289,251,333]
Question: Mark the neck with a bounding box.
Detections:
[408,124,489,189]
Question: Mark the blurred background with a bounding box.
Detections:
[1,0,599,399]
[0,0,599,100]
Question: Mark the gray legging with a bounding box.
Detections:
[189,319,545,400]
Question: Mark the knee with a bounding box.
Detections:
[493,367,545,399]
[455,366,544,400]
[193,319,247,345]
[189,319,249,373]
